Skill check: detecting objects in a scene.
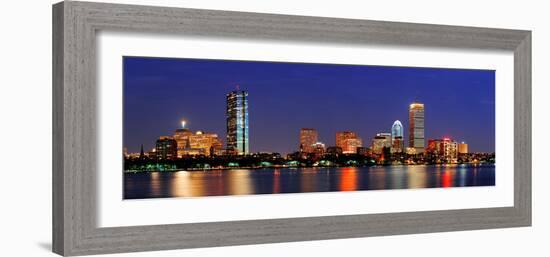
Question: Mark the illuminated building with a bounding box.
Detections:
[174,126,193,157]
[312,141,326,159]
[188,131,223,156]
[391,120,404,153]
[147,148,156,160]
[226,90,249,155]
[426,138,458,163]
[371,133,392,154]
[336,131,362,154]
[174,124,222,156]
[458,142,468,154]
[155,136,177,160]
[408,102,425,153]
[392,136,404,153]
[299,128,318,153]
[128,153,141,159]
[406,147,417,155]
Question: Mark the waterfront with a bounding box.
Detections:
[124,164,495,199]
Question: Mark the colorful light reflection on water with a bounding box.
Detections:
[124,164,495,199]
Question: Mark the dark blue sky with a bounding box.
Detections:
[123,56,495,154]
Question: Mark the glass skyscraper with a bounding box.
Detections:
[391,120,403,139]
[391,120,404,153]
[408,102,425,153]
[226,90,249,155]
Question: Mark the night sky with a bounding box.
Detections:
[123,56,495,155]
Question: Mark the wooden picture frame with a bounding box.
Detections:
[52,1,531,256]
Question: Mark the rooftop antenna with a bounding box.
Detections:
[236,84,240,91]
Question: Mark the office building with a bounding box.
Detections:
[391,120,404,153]
[155,136,177,160]
[458,142,469,154]
[336,131,363,154]
[188,131,223,156]
[372,132,392,154]
[300,128,318,153]
[312,142,326,159]
[174,127,193,157]
[174,128,222,156]
[427,138,458,163]
[409,102,425,153]
[392,136,404,153]
[226,90,249,155]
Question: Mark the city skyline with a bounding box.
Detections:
[124,56,495,154]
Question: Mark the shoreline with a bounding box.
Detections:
[123,163,495,173]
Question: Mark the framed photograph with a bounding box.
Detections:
[53,1,531,256]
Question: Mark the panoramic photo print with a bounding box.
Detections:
[123,57,496,199]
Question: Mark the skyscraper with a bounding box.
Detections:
[299,128,318,153]
[336,131,362,154]
[391,120,404,153]
[408,102,425,153]
[226,90,249,155]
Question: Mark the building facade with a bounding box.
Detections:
[155,136,177,160]
[392,136,404,153]
[458,142,469,154]
[226,90,249,155]
[188,131,223,156]
[371,132,392,154]
[174,128,222,157]
[391,120,404,153]
[174,128,193,157]
[408,102,425,153]
[311,142,326,159]
[426,138,458,163]
[299,128,318,153]
[336,131,362,154]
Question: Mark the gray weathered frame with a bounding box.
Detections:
[52,1,531,256]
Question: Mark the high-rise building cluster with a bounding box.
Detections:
[292,101,470,164]
[127,90,474,165]
[131,89,249,160]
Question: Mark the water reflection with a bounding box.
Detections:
[408,166,428,189]
[339,167,358,191]
[124,164,496,199]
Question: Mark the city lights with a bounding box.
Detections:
[122,57,496,199]
[125,94,494,170]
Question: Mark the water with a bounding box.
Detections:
[123,164,495,199]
